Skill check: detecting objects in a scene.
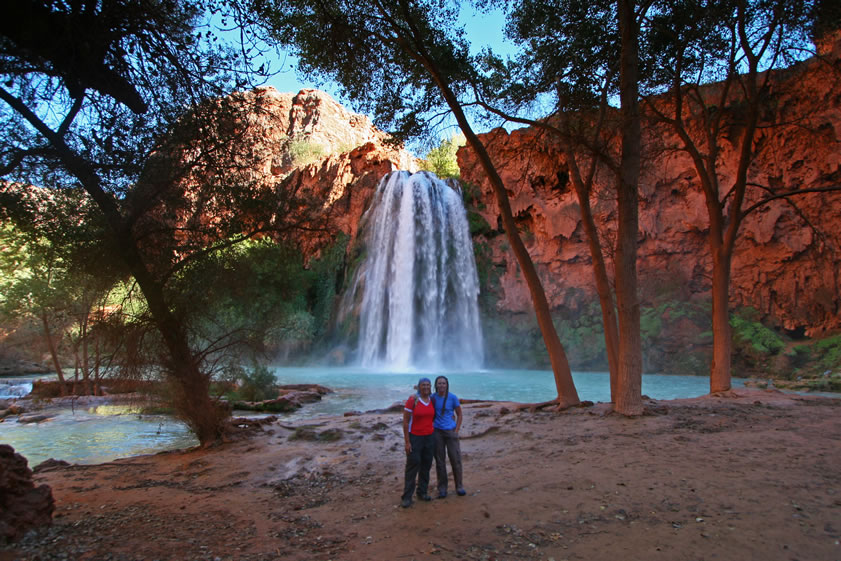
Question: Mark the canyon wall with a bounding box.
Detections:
[457,47,841,349]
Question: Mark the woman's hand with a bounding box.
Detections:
[405,440,412,454]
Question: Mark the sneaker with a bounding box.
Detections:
[456,488,467,496]
[417,493,432,501]
[401,498,413,508]
[437,491,447,499]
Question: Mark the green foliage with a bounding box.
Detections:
[791,334,841,378]
[814,334,841,371]
[467,211,493,237]
[288,138,326,167]
[168,238,315,359]
[553,301,608,369]
[460,181,485,210]
[640,307,664,340]
[236,363,278,402]
[731,308,786,357]
[307,234,349,339]
[419,134,465,179]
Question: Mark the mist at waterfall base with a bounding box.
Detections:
[342,170,483,370]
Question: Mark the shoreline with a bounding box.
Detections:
[2,388,840,560]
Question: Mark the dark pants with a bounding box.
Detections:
[402,433,434,501]
[434,428,463,494]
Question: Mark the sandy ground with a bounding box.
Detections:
[2,388,841,561]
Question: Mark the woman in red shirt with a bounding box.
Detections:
[401,377,435,507]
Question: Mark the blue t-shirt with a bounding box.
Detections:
[431,393,460,430]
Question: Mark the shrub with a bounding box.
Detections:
[288,138,326,167]
[419,134,465,179]
[236,363,278,402]
[731,308,786,358]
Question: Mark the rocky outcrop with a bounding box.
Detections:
[132,87,417,264]
[230,384,332,413]
[458,45,841,340]
[0,444,54,543]
[216,87,415,178]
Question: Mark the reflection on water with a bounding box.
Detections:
[0,404,197,467]
[1,367,743,466]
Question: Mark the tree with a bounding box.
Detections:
[251,0,581,407]
[478,0,645,413]
[0,183,122,394]
[0,0,305,444]
[420,133,465,179]
[640,0,839,392]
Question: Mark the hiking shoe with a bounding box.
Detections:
[456,488,467,496]
[437,491,447,499]
[401,498,413,508]
[417,494,432,501]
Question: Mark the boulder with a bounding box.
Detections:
[0,444,54,543]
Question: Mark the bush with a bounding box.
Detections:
[419,134,465,179]
[814,334,841,372]
[234,363,278,402]
[731,308,786,358]
[288,138,326,167]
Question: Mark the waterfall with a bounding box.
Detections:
[354,170,483,370]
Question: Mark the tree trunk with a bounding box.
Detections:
[563,142,620,401]
[614,0,644,415]
[94,334,102,396]
[40,312,66,396]
[60,151,227,444]
[478,155,580,406]
[710,244,733,392]
[416,56,580,407]
[81,315,91,395]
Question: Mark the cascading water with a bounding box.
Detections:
[352,170,483,370]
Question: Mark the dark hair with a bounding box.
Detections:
[434,376,449,416]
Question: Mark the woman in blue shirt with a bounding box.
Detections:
[432,375,465,498]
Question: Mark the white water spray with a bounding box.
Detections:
[354,171,483,370]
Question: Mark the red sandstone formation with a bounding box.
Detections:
[0,444,54,542]
[458,42,841,338]
[134,87,415,262]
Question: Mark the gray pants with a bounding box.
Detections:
[434,428,463,493]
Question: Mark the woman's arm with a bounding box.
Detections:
[454,405,462,433]
[403,409,412,453]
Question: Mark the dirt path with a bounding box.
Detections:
[3,389,840,561]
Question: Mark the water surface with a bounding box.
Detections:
[1,368,739,466]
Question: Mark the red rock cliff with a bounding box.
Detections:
[458,47,841,337]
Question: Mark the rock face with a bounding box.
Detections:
[226,87,415,178]
[135,86,417,261]
[243,88,418,252]
[0,444,54,543]
[458,46,841,341]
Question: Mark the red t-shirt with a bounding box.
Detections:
[405,396,435,436]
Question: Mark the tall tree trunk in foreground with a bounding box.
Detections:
[56,140,227,444]
[424,71,581,407]
[614,0,644,415]
[561,137,621,401]
[709,244,734,393]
